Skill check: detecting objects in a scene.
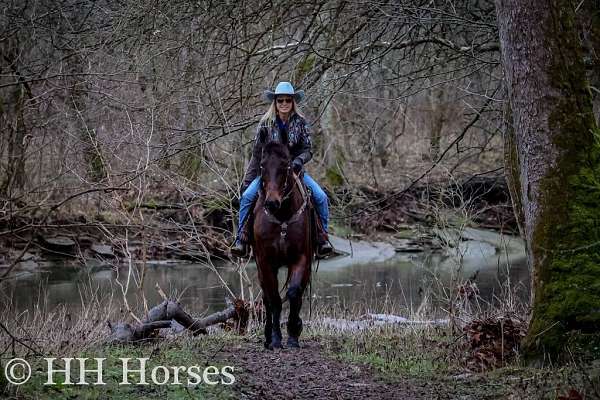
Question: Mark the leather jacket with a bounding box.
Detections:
[242,112,312,191]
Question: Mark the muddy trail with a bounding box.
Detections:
[215,339,458,400]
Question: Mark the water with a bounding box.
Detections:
[2,230,530,317]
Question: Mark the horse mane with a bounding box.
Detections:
[263,141,290,161]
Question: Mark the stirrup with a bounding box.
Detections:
[316,241,333,259]
[231,242,249,258]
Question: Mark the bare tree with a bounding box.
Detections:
[0,0,508,283]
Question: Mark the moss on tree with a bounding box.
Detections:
[521,4,600,361]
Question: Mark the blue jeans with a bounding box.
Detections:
[236,173,329,243]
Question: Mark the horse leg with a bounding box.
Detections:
[262,297,273,349]
[286,290,302,348]
[260,263,282,350]
[286,257,310,348]
[269,290,283,349]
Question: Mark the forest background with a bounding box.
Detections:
[1,0,554,246]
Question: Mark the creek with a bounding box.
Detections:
[3,228,529,317]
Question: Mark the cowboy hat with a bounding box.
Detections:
[263,81,305,103]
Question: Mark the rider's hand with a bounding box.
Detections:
[292,158,303,175]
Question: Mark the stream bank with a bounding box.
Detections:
[1,176,517,277]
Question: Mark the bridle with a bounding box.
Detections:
[260,163,308,240]
[260,161,294,203]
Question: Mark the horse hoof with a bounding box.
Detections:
[287,337,300,348]
[271,340,282,349]
[264,341,272,350]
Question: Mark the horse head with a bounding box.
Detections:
[260,141,292,212]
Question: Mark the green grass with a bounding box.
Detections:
[321,330,450,378]
[316,329,512,399]
[314,327,600,399]
[341,351,440,377]
[3,337,236,400]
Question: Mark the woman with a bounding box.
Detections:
[231,81,333,258]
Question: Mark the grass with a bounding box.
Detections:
[311,324,600,399]
[304,324,511,399]
[1,336,237,400]
[0,286,240,400]
[320,328,451,378]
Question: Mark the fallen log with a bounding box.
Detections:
[107,320,172,343]
[107,299,248,344]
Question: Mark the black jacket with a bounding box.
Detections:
[242,112,313,191]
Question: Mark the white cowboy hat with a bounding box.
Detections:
[263,81,305,103]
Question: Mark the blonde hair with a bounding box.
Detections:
[259,98,306,128]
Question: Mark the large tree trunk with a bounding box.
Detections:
[495,0,600,362]
[502,97,525,238]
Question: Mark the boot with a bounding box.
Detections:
[231,241,248,258]
[231,219,251,258]
[316,236,333,259]
[315,219,333,259]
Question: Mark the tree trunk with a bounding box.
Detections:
[495,0,600,362]
[502,97,525,238]
[1,39,28,196]
[1,85,27,195]
[428,87,447,161]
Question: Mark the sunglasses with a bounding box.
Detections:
[276,98,293,104]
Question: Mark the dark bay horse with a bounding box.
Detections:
[251,141,313,349]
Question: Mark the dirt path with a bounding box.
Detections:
[215,339,434,400]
